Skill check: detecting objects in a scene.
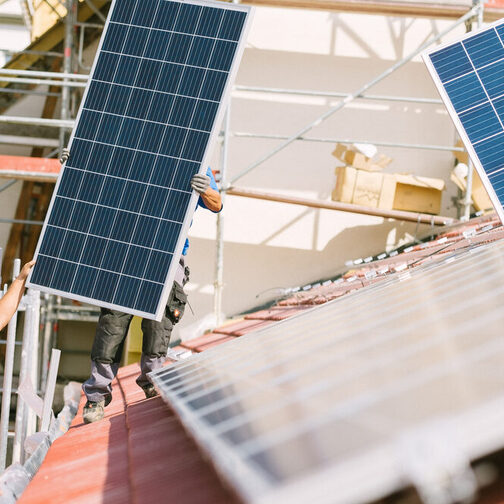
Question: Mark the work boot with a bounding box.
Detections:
[141,384,158,399]
[83,400,105,424]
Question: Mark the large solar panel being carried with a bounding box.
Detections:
[27,0,252,320]
[423,19,504,223]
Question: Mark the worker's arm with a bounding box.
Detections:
[0,260,35,331]
[191,174,222,212]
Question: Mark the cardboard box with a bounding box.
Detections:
[333,166,385,207]
[389,174,445,214]
[332,165,358,203]
[332,167,445,214]
[352,169,384,207]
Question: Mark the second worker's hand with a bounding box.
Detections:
[59,148,70,165]
[190,173,210,194]
[18,260,36,282]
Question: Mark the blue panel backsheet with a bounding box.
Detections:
[425,21,504,218]
[29,0,249,318]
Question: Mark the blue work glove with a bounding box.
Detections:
[190,173,210,194]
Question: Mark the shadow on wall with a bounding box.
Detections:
[185,218,428,318]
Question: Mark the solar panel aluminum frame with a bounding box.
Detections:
[27,0,254,321]
[422,18,504,225]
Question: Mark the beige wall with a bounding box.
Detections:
[0,7,471,342]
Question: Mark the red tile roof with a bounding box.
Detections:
[18,364,239,504]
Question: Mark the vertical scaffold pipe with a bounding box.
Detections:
[0,259,21,472]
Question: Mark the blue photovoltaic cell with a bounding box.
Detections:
[30,0,249,318]
[426,21,504,216]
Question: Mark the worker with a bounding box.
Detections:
[58,149,222,423]
[0,260,36,331]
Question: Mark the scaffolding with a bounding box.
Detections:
[0,0,491,463]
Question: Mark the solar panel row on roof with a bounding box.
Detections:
[150,238,504,504]
[29,0,252,320]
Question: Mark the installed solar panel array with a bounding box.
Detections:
[28,0,251,320]
[424,19,504,223]
[150,239,504,504]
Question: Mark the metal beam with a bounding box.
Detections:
[234,85,444,105]
[0,76,86,87]
[240,0,503,21]
[233,132,465,153]
[0,68,88,80]
[0,134,59,148]
[226,187,456,226]
[0,116,74,128]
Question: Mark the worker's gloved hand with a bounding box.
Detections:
[59,148,70,165]
[190,173,210,194]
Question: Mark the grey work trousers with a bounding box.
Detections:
[82,259,188,403]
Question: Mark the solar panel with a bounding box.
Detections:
[423,19,504,224]
[150,239,504,504]
[27,0,252,320]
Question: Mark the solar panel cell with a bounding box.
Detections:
[152,1,179,31]
[102,241,128,272]
[210,40,237,71]
[110,0,135,24]
[60,232,85,263]
[199,70,227,101]
[58,168,82,199]
[172,160,199,191]
[162,190,191,222]
[93,52,119,81]
[145,251,171,283]
[50,261,75,291]
[73,266,98,297]
[174,4,202,34]
[153,221,181,251]
[132,216,159,247]
[443,73,486,113]
[115,276,142,307]
[459,103,502,143]
[69,202,94,231]
[473,132,504,173]
[87,142,114,174]
[220,11,247,41]
[463,29,504,68]
[138,122,165,151]
[94,270,120,303]
[156,63,183,93]
[97,114,122,144]
[82,236,107,266]
[183,130,209,161]
[135,281,163,312]
[107,149,132,178]
[478,59,504,98]
[179,66,206,96]
[48,197,73,228]
[430,43,472,83]
[131,0,158,27]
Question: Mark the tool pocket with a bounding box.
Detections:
[167,282,187,324]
